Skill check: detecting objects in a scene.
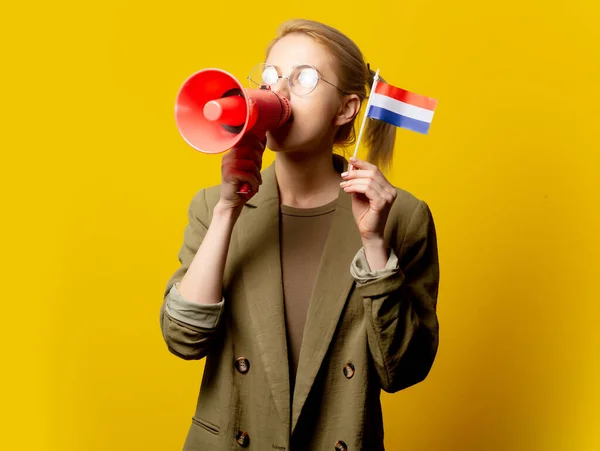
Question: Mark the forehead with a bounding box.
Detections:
[266,33,335,75]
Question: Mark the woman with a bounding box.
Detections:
[160,18,440,451]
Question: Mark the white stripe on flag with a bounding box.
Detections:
[370,93,435,123]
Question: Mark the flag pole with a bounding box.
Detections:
[349,68,380,171]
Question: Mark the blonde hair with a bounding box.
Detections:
[265,19,397,171]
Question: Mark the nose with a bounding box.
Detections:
[270,77,291,100]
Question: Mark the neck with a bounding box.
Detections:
[275,149,342,208]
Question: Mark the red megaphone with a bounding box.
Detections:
[174,68,292,194]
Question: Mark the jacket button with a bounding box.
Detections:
[335,440,348,451]
[236,430,250,447]
[343,363,355,379]
[235,357,250,374]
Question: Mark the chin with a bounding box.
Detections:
[265,124,303,153]
[266,125,329,154]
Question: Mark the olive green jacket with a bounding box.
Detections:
[160,156,440,451]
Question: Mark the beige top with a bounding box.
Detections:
[280,198,338,393]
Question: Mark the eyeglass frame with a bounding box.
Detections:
[247,63,348,97]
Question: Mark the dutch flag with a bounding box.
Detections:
[367,80,438,135]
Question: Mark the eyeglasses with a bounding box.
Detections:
[247,63,347,97]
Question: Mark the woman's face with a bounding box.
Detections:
[261,33,349,154]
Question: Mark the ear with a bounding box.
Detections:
[334,94,361,127]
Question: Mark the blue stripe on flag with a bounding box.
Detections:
[367,106,431,134]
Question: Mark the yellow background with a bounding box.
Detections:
[1,0,599,449]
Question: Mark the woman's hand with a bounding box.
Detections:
[219,135,266,211]
[340,157,397,242]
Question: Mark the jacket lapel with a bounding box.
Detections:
[290,186,362,434]
[237,163,291,429]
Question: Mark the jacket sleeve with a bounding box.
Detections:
[351,199,440,393]
[159,189,225,361]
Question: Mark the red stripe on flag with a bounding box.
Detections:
[374,82,437,111]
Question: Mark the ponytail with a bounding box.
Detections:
[335,67,397,173]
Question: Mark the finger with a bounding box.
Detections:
[341,168,396,198]
[225,147,263,167]
[344,178,397,203]
[342,181,395,208]
[237,134,266,150]
[224,161,262,185]
[342,180,384,199]
[343,185,389,211]
[227,136,265,158]
[348,157,377,171]
[222,147,262,170]
[226,169,261,194]
[224,159,262,180]
[340,169,376,181]
[343,183,381,202]
[341,177,387,197]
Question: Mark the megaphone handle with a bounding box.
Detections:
[236,133,267,195]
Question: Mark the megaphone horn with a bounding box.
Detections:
[174,68,292,194]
